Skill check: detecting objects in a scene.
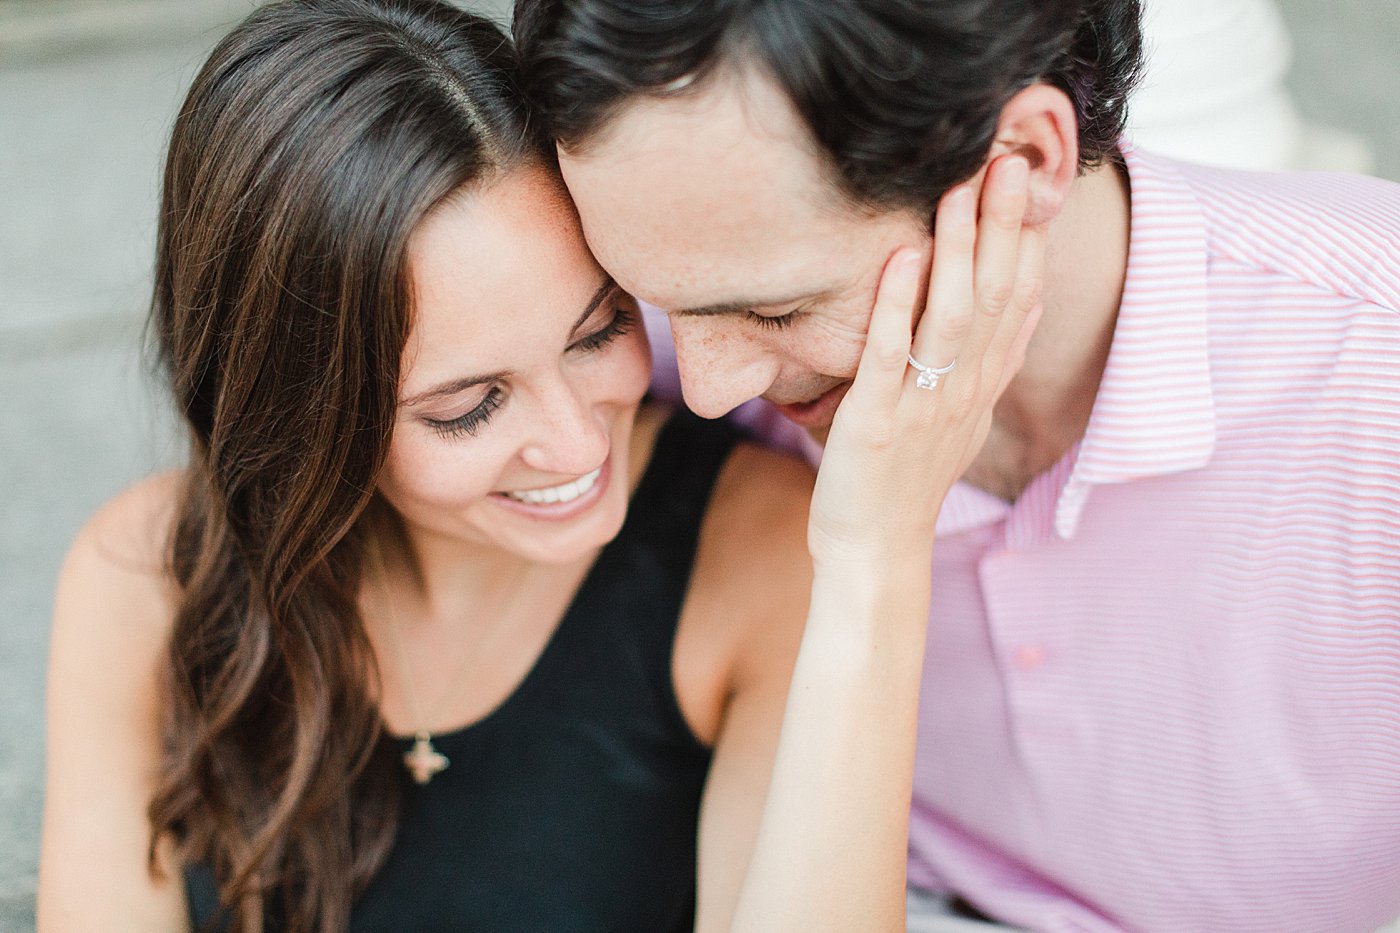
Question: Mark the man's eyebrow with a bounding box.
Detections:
[399,277,619,409]
[671,291,818,318]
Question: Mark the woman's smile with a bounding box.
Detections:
[492,458,611,521]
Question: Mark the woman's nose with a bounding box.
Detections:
[518,378,612,476]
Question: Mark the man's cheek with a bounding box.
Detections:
[805,315,869,377]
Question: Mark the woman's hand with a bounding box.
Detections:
[722,155,1048,933]
[808,155,1045,569]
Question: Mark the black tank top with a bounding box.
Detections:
[186,410,738,932]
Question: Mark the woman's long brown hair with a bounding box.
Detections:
[146,2,540,929]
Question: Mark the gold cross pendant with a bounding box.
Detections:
[404,732,449,784]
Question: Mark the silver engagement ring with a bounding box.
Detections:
[907,354,957,391]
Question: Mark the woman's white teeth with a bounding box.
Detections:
[506,467,602,505]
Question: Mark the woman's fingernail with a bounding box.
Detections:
[999,156,1030,192]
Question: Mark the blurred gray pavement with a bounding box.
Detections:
[0,0,1396,929]
[1,24,206,929]
[1286,1,1400,181]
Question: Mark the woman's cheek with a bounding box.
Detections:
[380,428,492,511]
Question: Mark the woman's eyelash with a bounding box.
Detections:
[426,387,504,440]
[745,309,797,331]
[423,303,635,441]
[571,302,637,352]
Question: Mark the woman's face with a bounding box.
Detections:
[376,164,651,565]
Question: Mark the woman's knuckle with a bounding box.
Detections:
[1014,276,1045,309]
[979,279,1014,312]
[937,310,973,341]
[859,421,898,451]
[873,340,908,370]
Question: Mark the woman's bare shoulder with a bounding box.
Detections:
[40,471,190,930]
[686,440,816,673]
[48,468,187,760]
[705,440,815,573]
[76,469,182,563]
[671,437,814,745]
[57,470,187,638]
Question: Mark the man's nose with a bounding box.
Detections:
[669,315,780,419]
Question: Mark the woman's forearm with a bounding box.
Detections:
[729,556,933,933]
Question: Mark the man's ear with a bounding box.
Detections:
[984,84,1080,227]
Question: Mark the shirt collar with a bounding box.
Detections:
[937,146,1218,541]
[1053,146,1217,539]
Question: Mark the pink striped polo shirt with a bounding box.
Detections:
[647,146,1400,931]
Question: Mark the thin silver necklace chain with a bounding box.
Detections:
[366,536,531,784]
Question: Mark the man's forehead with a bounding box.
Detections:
[558,104,855,303]
[555,65,927,314]
[613,237,840,314]
[561,68,847,219]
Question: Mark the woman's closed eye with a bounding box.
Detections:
[570,299,638,353]
[424,387,505,439]
[420,301,638,441]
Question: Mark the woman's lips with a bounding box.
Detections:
[774,381,851,429]
[491,457,612,522]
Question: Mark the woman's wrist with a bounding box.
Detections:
[807,491,946,574]
[799,582,931,691]
[807,554,933,642]
[810,540,935,584]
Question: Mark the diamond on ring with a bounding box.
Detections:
[907,354,957,391]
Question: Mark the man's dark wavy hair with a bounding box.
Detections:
[513,0,1143,215]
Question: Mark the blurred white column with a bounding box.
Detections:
[1130,0,1373,173]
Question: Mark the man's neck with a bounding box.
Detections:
[962,159,1132,501]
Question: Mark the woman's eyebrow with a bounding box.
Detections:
[399,277,621,409]
[400,371,507,408]
[571,277,619,334]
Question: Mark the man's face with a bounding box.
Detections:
[559,67,929,442]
